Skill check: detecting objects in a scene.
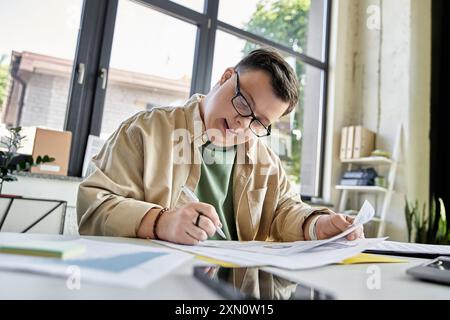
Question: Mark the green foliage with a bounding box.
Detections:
[242,0,311,183]
[243,0,311,53]
[405,197,450,244]
[0,127,55,194]
[0,63,8,111]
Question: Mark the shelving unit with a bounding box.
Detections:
[336,125,402,237]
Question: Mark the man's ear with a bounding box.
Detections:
[218,67,235,86]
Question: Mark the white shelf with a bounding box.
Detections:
[341,157,393,165]
[335,185,388,193]
[337,125,402,238]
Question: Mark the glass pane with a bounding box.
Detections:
[170,0,204,13]
[211,31,261,89]
[298,65,324,196]
[0,0,83,131]
[100,0,197,140]
[211,31,317,193]
[218,0,326,61]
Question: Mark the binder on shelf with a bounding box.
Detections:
[346,126,354,159]
[353,126,375,158]
[342,168,378,179]
[340,127,348,160]
[340,178,375,186]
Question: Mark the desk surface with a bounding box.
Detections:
[1,234,449,300]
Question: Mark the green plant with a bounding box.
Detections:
[405,196,450,244]
[0,57,8,110]
[0,126,54,194]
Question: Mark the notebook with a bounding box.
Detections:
[0,241,86,259]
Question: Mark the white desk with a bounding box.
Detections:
[1,233,449,300]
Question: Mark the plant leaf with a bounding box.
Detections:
[437,198,447,242]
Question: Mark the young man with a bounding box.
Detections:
[77,48,364,244]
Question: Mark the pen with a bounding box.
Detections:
[181,185,227,239]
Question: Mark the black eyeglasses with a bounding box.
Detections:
[231,72,271,138]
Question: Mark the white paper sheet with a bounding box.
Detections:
[156,238,386,270]
[153,201,383,270]
[0,238,193,288]
[195,200,376,256]
[367,240,450,256]
[353,200,375,225]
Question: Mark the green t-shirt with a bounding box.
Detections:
[194,142,237,240]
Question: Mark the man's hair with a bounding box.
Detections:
[235,48,299,116]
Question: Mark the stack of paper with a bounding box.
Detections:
[156,201,388,270]
[0,236,193,288]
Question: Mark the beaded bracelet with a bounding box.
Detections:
[153,207,169,240]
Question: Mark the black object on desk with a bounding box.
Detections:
[364,249,450,260]
[193,266,335,300]
[407,256,450,285]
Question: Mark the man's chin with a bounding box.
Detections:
[210,135,249,147]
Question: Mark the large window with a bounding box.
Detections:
[0,0,83,144]
[218,0,326,61]
[99,0,197,139]
[0,0,331,198]
[170,0,205,12]
[212,0,330,196]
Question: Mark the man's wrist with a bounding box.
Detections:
[304,208,332,240]
[137,207,163,239]
[308,214,322,240]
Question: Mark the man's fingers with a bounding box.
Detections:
[178,231,200,245]
[346,226,365,240]
[197,215,217,237]
[345,215,355,224]
[346,232,357,240]
[330,214,352,232]
[187,224,208,242]
[192,202,221,227]
[356,226,365,238]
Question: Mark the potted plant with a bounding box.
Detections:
[405,196,449,244]
[0,126,54,196]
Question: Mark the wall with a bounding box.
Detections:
[324,0,431,240]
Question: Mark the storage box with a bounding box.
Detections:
[30,128,72,176]
[340,126,376,159]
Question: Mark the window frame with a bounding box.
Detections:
[64,0,332,199]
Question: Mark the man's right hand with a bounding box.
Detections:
[138,203,222,245]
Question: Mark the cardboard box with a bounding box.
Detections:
[30,128,72,176]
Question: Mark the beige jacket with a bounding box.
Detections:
[77,94,328,241]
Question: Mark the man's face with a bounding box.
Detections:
[201,68,290,147]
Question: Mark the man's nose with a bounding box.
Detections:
[235,115,251,130]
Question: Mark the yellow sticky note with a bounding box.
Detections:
[195,255,241,268]
[339,253,408,265]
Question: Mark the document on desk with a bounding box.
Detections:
[0,237,192,288]
[366,240,450,257]
[154,201,385,270]
[157,237,386,270]
[196,200,376,256]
